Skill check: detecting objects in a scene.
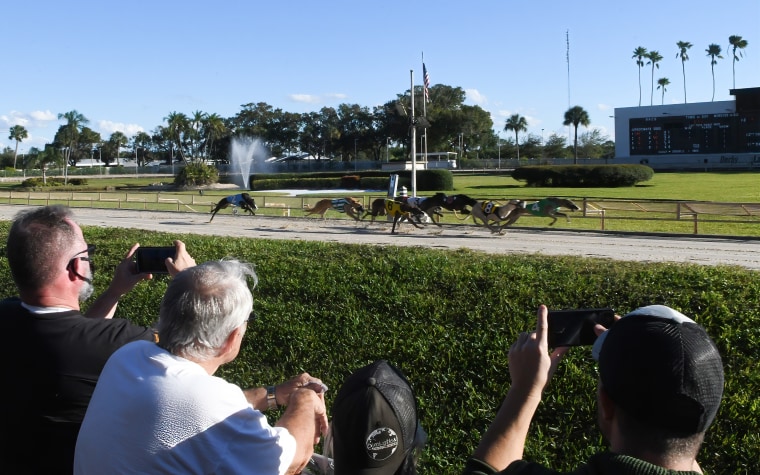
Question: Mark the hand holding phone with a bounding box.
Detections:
[547,308,615,347]
[135,246,175,274]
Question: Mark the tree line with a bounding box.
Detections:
[5,84,615,173]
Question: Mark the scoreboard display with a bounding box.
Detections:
[629,112,760,155]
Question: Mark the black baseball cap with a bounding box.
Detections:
[329,360,422,475]
[592,305,724,434]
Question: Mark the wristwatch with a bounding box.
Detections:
[266,385,278,410]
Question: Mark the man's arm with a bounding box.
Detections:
[469,305,567,471]
[243,373,327,412]
[85,241,195,319]
[84,243,149,319]
[275,388,328,475]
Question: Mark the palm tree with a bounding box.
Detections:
[37,145,63,185]
[133,131,152,166]
[646,50,663,106]
[728,35,749,89]
[164,111,190,164]
[56,110,89,184]
[676,41,692,103]
[108,131,127,166]
[8,124,28,169]
[504,114,528,160]
[706,44,723,101]
[201,113,227,160]
[657,78,671,105]
[189,110,207,160]
[632,46,648,106]
[563,106,590,164]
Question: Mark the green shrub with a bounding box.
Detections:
[174,163,219,187]
[395,169,454,191]
[512,165,653,187]
[20,177,66,188]
[340,175,361,188]
[249,170,453,192]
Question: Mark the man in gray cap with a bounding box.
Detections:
[463,304,724,475]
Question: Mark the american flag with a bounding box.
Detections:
[423,63,431,103]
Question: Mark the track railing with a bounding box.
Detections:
[1,191,759,236]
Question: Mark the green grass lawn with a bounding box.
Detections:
[451,171,760,202]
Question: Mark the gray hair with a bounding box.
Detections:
[7,205,78,292]
[156,260,258,360]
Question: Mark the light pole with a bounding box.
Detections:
[353,138,358,171]
[541,128,545,159]
[386,137,391,162]
[61,147,68,185]
[497,133,501,169]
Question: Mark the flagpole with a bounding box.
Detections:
[410,69,417,197]
[422,53,428,170]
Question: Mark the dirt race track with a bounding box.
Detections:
[2,204,760,271]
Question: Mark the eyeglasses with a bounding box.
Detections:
[247,310,258,323]
[67,244,96,279]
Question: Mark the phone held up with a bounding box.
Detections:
[135,246,175,274]
[547,308,615,347]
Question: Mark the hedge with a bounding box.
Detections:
[249,169,454,192]
[512,165,654,187]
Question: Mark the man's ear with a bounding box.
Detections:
[219,324,245,359]
[66,256,83,282]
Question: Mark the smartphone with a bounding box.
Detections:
[547,308,615,347]
[135,246,175,274]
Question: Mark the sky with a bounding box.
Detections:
[2,0,759,154]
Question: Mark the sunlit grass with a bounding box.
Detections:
[0,224,754,473]
[453,171,760,202]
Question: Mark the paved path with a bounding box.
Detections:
[2,205,760,271]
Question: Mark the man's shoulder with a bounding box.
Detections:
[463,453,703,475]
[0,296,23,309]
[22,308,156,348]
[70,316,155,345]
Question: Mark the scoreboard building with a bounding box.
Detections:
[613,87,760,170]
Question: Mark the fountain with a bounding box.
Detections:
[229,137,266,189]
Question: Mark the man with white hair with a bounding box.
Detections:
[75,260,328,475]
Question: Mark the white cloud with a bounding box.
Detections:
[289,93,348,105]
[97,120,144,137]
[289,94,321,104]
[1,109,56,129]
[465,89,487,105]
[524,115,541,130]
[0,110,57,149]
[30,110,57,121]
